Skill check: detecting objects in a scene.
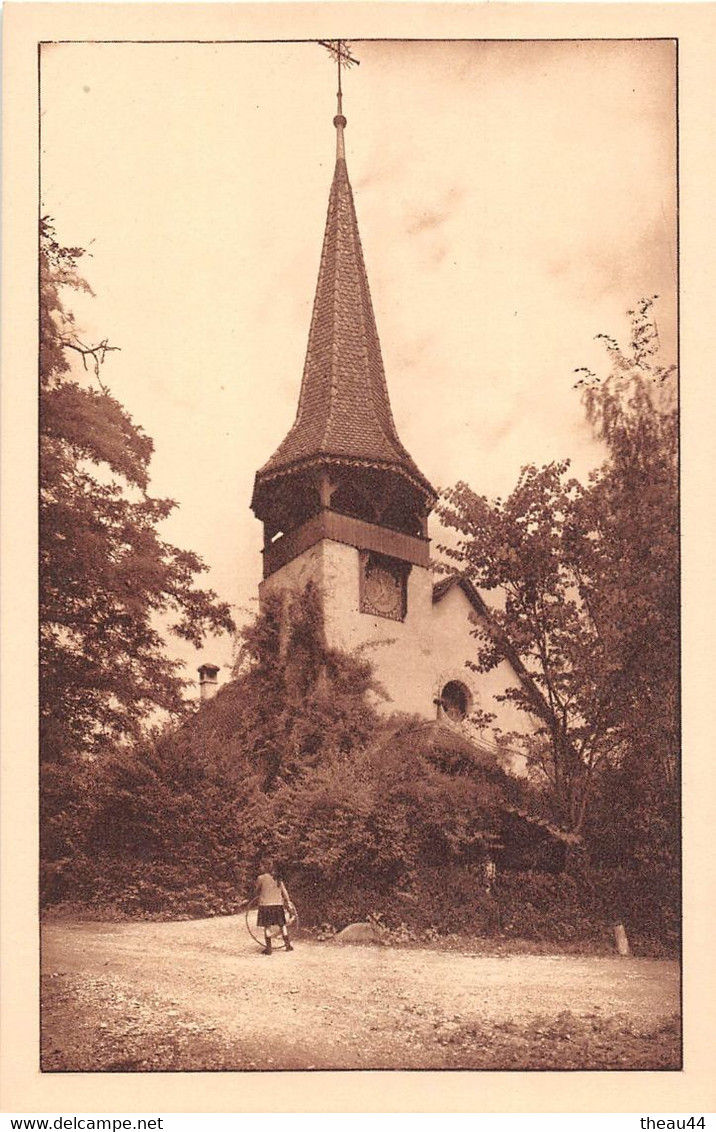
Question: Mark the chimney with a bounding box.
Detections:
[198,663,220,703]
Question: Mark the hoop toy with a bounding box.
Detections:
[244,904,299,951]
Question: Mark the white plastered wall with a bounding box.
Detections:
[259,539,536,765]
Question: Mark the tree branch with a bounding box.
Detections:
[60,336,120,391]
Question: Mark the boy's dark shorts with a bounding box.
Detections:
[257,904,286,928]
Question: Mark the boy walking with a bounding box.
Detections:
[255,862,295,955]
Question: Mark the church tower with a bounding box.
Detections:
[251,55,443,715]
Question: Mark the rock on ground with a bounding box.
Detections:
[333,922,383,945]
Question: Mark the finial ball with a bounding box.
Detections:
[333,114,347,129]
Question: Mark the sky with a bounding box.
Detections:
[40,37,677,690]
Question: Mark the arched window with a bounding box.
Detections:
[441,680,470,722]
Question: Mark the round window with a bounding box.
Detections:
[441,681,470,722]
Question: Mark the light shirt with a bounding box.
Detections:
[256,872,288,907]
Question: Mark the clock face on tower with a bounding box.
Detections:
[360,553,407,621]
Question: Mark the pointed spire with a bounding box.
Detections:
[252,48,435,519]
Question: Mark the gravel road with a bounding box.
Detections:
[41,916,680,1072]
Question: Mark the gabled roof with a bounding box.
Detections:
[253,124,435,506]
[433,573,558,729]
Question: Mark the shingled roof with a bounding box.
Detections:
[253,121,435,506]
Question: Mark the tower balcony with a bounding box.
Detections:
[262,508,430,579]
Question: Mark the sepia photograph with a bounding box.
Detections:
[29,24,682,1082]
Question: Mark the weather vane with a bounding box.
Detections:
[318,40,360,114]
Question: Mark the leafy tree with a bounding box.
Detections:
[40,220,235,762]
[575,298,678,866]
[577,298,677,776]
[437,300,678,853]
[438,463,612,836]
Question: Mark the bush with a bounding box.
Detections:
[41,855,248,921]
[40,846,678,955]
[285,864,678,955]
[491,871,598,942]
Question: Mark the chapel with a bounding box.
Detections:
[250,62,531,755]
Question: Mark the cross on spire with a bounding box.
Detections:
[318,39,359,119]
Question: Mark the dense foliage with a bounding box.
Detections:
[437,299,678,866]
[576,301,678,869]
[41,584,676,953]
[40,220,234,762]
[41,587,526,902]
[41,586,381,904]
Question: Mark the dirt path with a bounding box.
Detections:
[41,916,680,1071]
